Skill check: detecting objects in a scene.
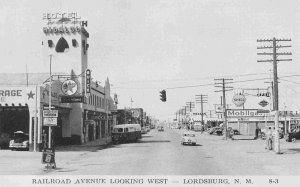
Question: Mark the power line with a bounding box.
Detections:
[279,79,300,85]
[113,75,300,90]
[111,72,271,85]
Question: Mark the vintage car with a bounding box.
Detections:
[181,131,196,146]
[208,127,223,136]
[285,128,300,142]
[9,131,29,151]
[158,126,164,132]
[112,124,142,144]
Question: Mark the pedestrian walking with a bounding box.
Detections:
[265,127,273,150]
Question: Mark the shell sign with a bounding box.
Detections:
[232,94,246,107]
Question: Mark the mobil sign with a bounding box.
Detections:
[227,109,265,118]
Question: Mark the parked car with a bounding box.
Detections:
[232,129,240,135]
[181,131,196,146]
[208,127,223,136]
[9,131,29,151]
[285,128,300,142]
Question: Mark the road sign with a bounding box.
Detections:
[43,110,58,118]
[42,148,55,164]
[43,117,57,126]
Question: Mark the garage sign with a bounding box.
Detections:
[232,94,246,107]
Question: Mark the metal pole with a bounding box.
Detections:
[222,79,227,140]
[48,55,52,149]
[284,106,287,135]
[201,95,204,127]
[272,37,280,153]
[34,86,38,152]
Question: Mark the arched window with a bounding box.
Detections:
[55,37,69,53]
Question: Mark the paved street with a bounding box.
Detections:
[0,128,300,175]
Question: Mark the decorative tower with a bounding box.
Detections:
[42,13,89,79]
[41,13,90,143]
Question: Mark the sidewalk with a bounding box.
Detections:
[232,135,256,140]
[56,137,112,152]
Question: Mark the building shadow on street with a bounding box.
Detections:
[137,140,171,143]
[182,144,202,146]
[283,148,300,154]
[141,135,153,138]
[43,167,78,174]
[55,144,121,152]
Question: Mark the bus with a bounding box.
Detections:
[112,124,142,144]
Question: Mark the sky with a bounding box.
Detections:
[1,0,300,120]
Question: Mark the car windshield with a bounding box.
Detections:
[184,134,195,137]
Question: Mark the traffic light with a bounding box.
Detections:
[160,90,166,102]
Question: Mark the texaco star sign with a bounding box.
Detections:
[61,80,78,96]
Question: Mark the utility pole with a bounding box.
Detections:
[195,94,208,129]
[214,78,233,140]
[208,110,214,118]
[182,106,187,128]
[186,102,195,129]
[186,102,195,113]
[257,37,292,154]
[178,110,180,125]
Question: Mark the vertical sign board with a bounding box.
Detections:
[43,110,58,126]
[42,148,55,164]
[85,69,91,97]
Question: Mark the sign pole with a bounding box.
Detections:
[48,55,52,149]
